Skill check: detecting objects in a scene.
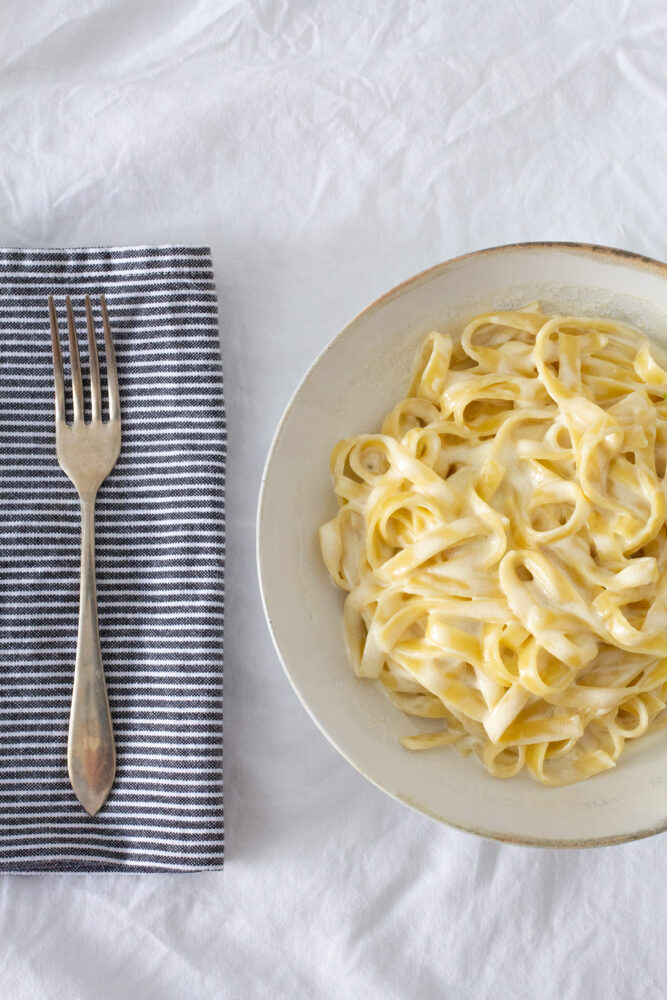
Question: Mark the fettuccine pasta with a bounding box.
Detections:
[320,305,667,785]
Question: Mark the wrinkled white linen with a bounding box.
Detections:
[2,0,667,997]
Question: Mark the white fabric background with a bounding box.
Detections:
[2,1,667,997]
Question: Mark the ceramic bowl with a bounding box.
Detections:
[257,242,667,846]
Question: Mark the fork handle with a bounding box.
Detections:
[68,496,116,816]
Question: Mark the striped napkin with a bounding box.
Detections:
[0,247,225,872]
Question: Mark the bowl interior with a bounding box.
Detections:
[258,244,667,845]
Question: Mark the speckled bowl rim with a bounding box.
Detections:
[257,241,667,848]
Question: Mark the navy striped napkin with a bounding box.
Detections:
[0,247,225,872]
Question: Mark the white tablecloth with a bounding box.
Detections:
[3,1,667,997]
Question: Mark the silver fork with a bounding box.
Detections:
[48,294,121,816]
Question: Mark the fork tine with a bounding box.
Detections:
[48,296,66,424]
[100,295,120,422]
[85,295,102,422]
[66,296,84,422]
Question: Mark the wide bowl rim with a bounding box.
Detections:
[257,240,667,848]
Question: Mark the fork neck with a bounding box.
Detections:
[79,495,98,550]
[78,491,97,512]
